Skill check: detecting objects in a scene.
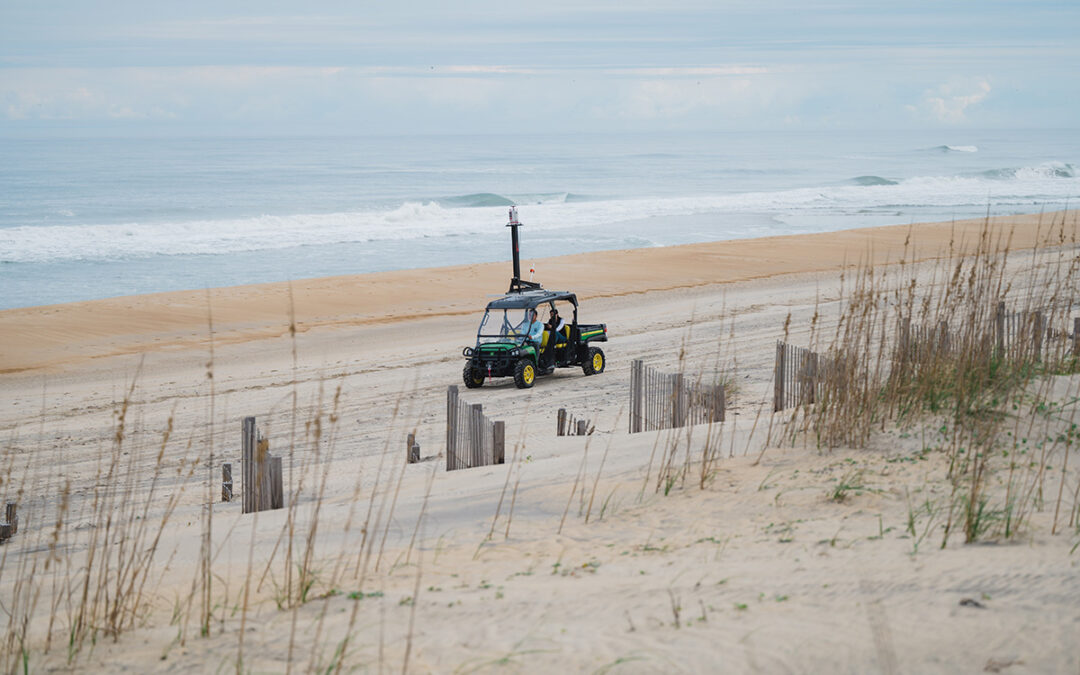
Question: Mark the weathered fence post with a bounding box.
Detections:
[557,408,567,436]
[446,386,459,472]
[996,301,1006,355]
[1073,317,1080,357]
[407,433,421,464]
[774,342,786,412]
[671,372,685,428]
[1,502,17,541]
[257,433,273,512]
[269,456,284,510]
[802,351,817,405]
[630,359,643,433]
[899,318,911,361]
[493,421,505,464]
[242,416,257,514]
[241,417,283,513]
[938,320,950,356]
[576,420,588,436]
[470,403,484,469]
[1032,311,1044,361]
[222,463,233,502]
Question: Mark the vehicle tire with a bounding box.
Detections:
[582,347,605,375]
[463,364,485,388]
[513,359,536,389]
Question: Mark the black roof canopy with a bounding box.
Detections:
[484,289,578,310]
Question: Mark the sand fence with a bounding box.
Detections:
[628,359,726,434]
[445,385,506,471]
[774,301,1080,413]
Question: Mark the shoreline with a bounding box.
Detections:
[2,209,1077,374]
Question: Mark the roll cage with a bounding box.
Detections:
[475,290,579,344]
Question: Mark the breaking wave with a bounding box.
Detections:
[929,144,979,153]
[850,175,899,186]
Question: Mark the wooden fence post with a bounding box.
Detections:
[257,433,272,513]
[1,502,17,541]
[407,433,421,464]
[1033,311,1044,361]
[446,386,459,472]
[557,408,567,436]
[630,359,643,433]
[269,456,283,510]
[899,318,911,361]
[774,342,786,412]
[493,421,505,464]
[938,320,950,356]
[242,416,257,514]
[671,373,684,428]
[222,463,233,502]
[470,403,484,470]
[996,301,1006,356]
[1073,317,1080,357]
[576,420,588,436]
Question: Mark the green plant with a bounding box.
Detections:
[829,469,866,502]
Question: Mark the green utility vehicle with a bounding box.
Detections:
[462,289,607,389]
[460,206,608,389]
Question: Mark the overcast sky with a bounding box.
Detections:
[2,0,1077,136]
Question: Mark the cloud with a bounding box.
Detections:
[907,78,992,123]
[617,66,769,77]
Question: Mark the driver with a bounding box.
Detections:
[523,309,543,346]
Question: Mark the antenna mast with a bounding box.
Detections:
[506,206,541,293]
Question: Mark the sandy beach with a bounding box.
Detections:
[2,210,1079,673]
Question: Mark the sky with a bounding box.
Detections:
[1,0,1077,136]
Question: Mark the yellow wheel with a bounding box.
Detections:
[583,347,605,375]
[463,364,485,388]
[514,359,536,388]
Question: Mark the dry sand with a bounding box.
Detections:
[1,211,1079,673]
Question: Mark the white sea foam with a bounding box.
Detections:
[2,164,1077,265]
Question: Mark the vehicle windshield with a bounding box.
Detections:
[476,308,534,344]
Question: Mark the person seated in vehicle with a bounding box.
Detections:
[523,309,544,347]
[542,307,567,368]
[546,307,568,344]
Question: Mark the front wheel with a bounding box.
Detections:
[582,347,605,375]
[513,359,536,389]
[463,364,485,388]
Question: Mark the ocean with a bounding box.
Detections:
[1,129,1078,310]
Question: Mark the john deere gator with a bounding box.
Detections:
[460,206,608,389]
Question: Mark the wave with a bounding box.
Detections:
[437,193,515,208]
[2,167,1077,265]
[433,192,596,208]
[979,162,1076,180]
[850,175,899,186]
[928,144,979,153]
